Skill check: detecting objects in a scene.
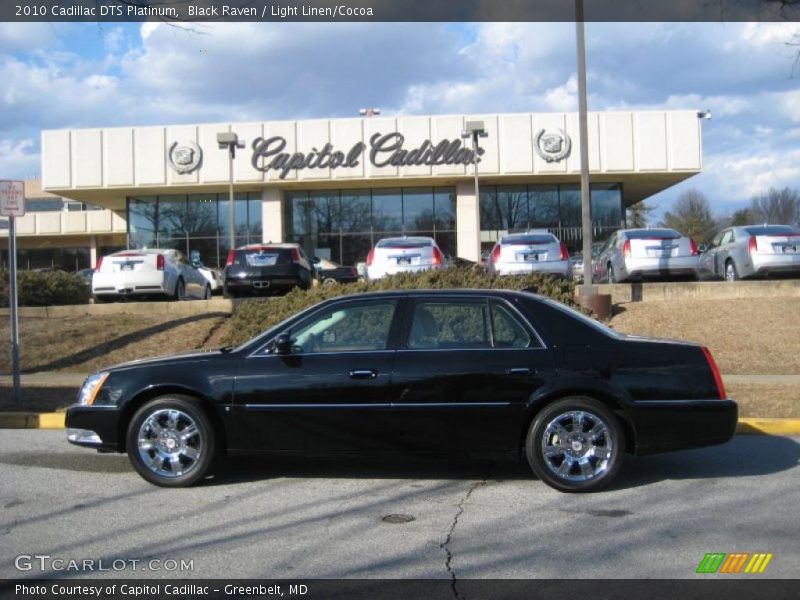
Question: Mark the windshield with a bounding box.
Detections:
[502,234,556,245]
[744,225,800,236]
[624,229,681,240]
[377,238,433,248]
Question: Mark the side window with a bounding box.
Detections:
[600,234,614,254]
[408,301,490,350]
[290,301,396,354]
[491,303,534,348]
[710,231,725,248]
[720,230,734,245]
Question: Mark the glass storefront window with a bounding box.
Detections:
[157,196,187,239]
[591,184,623,228]
[218,195,249,243]
[434,188,456,231]
[497,185,529,231]
[248,193,263,240]
[402,187,435,232]
[339,190,371,233]
[186,194,219,237]
[128,196,157,248]
[372,188,402,233]
[557,185,582,228]
[529,186,560,228]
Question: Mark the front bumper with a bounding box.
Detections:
[65,405,122,452]
[629,398,738,455]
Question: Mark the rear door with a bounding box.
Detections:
[388,296,553,455]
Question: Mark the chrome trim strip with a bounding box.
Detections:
[243,401,511,410]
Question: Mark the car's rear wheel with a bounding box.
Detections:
[126,396,216,487]
[725,260,739,282]
[323,277,338,286]
[526,397,624,493]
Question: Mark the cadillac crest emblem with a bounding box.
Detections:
[168,141,203,174]
[534,129,572,163]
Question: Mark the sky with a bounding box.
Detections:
[1,21,799,221]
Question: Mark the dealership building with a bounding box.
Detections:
[2,110,703,270]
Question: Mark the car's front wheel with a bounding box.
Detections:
[126,396,216,487]
[526,396,624,493]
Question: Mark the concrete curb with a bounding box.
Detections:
[1,412,799,435]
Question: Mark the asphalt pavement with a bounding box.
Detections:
[0,431,799,580]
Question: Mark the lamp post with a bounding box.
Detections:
[462,121,488,260]
[217,131,245,253]
[575,0,593,290]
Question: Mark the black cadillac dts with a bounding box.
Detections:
[66,290,737,492]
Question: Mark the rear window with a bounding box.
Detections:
[501,234,556,245]
[743,225,800,236]
[233,248,293,267]
[377,238,433,249]
[625,229,681,240]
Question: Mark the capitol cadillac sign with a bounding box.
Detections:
[167,129,572,178]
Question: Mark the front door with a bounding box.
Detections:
[232,298,403,454]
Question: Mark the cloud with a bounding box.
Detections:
[0,138,39,179]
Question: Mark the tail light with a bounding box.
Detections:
[748,235,758,255]
[95,256,104,271]
[689,238,699,255]
[432,246,443,266]
[491,245,502,263]
[156,254,165,271]
[291,247,301,263]
[622,239,631,258]
[225,250,236,267]
[366,249,375,266]
[701,346,726,400]
[559,242,569,261]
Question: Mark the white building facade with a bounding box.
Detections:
[24,110,703,269]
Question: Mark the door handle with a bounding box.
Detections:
[349,369,378,380]
[505,367,532,376]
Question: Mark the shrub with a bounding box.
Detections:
[223,266,584,346]
[0,271,91,307]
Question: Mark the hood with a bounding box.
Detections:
[105,347,225,371]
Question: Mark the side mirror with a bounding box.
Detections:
[312,256,321,264]
[697,244,708,254]
[273,333,292,355]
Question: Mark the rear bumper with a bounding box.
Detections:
[494,260,571,277]
[623,256,700,278]
[92,273,168,296]
[752,254,800,275]
[367,263,443,280]
[224,277,303,294]
[65,405,122,452]
[629,399,738,455]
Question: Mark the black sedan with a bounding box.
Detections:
[66,290,737,492]
[313,258,360,285]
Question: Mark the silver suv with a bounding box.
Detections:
[486,230,571,279]
[595,228,700,283]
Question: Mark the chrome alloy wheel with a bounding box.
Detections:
[137,409,202,478]
[540,410,613,482]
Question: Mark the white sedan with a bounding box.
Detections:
[92,249,211,302]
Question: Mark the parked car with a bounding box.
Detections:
[595,228,700,283]
[313,258,359,286]
[365,236,446,280]
[65,289,736,493]
[699,224,800,281]
[188,252,223,294]
[570,247,603,283]
[92,249,211,302]
[486,230,571,279]
[223,243,315,298]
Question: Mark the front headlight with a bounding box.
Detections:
[77,372,109,406]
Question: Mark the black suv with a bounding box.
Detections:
[223,243,315,297]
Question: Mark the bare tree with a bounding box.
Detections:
[661,189,719,243]
[750,187,800,225]
[626,201,655,228]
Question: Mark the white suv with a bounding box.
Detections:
[365,236,446,280]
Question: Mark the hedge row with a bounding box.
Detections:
[223,266,585,346]
[0,271,91,307]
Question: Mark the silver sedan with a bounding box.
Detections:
[486,231,572,279]
[699,224,800,281]
[595,228,701,283]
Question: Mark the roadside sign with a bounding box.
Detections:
[0,180,25,217]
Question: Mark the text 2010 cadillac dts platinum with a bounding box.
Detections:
[66,290,737,492]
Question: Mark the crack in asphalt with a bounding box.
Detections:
[440,478,487,600]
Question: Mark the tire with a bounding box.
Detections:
[323,278,337,286]
[526,397,625,493]
[725,260,738,282]
[222,282,235,299]
[173,278,185,301]
[126,396,216,487]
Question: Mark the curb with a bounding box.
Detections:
[1,413,799,435]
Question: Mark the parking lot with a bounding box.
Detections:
[1,430,798,580]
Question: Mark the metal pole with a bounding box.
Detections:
[576,0,593,289]
[9,215,21,403]
[472,133,481,257]
[228,145,235,252]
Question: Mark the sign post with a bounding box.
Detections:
[0,180,25,404]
